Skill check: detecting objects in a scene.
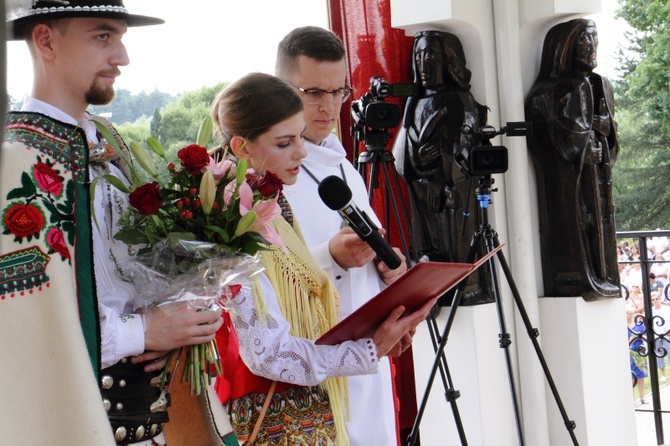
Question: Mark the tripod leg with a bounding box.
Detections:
[491,239,580,445]
[364,155,381,194]
[408,231,482,446]
[481,231,526,446]
[426,313,469,445]
[381,162,421,263]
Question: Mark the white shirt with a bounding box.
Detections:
[22,98,145,369]
[651,236,670,258]
[652,304,670,337]
[283,133,398,446]
[284,134,384,317]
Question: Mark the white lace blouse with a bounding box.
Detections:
[226,273,380,387]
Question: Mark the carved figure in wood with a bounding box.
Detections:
[393,30,492,305]
[525,18,620,301]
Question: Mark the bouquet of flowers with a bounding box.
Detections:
[96,117,284,395]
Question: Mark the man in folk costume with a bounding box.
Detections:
[1,1,224,444]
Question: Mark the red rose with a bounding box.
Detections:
[129,182,162,216]
[3,203,45,238]
[33,162,64,196]
[46,227,71,260]
[246,171,284,197]
[178,144,210,174]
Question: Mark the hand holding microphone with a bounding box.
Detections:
[318,176,403,270]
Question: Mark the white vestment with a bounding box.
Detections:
[284,133,398,446]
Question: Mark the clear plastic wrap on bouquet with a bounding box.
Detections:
[124,237,265,310]
[122,237,265,395]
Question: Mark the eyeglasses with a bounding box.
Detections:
[292,84,353,105]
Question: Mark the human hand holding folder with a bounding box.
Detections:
[373,296,438,357]
[316,245,504,346]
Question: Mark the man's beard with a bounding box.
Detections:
[85,83,115,106]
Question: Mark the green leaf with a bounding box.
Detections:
[6,172,37,200]
[90,174,130,233]
[165,232,196,246]
[56,202,70,216]
[42,199,59,224]
[63,221,75,246]
[93,120,123,156]
[90,177,101,232]
[240,236,263,256]
[63,180,74,213]
[93,120,148,185]
[101,174,132,194]
[197,115,213,148]
[113,227,150,245]
[204,224,231,243]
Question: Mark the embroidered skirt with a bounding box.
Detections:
[228,386,336,445]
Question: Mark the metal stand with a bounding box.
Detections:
[408,175,579,446]
[357,143,418,263]
[356,134,470,446]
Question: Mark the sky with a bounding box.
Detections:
[6,0,330,97]
[6,0,628,99]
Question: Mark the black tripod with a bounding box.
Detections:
[408,175,579,446]
[355,126,473,446]
[356,135,417,263]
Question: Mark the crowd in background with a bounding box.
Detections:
[623,232,670,405]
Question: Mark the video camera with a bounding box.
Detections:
[458,122,532,176]
[351,76,416,150]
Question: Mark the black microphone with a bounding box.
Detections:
[318,175,402,270]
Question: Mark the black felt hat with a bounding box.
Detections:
[8,0,164,40]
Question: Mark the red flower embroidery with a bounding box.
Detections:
[46,227,70,260]
[3,203,45,239]
[33,162,64,196]
[129,182,162,216]
[178,144,210,174]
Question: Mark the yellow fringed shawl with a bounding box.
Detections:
[253,216,350,446]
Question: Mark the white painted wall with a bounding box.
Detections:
[388,0,637,444]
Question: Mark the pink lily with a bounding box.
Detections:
[203,156,235,182]
[223,180,238,208]
[238,181,285,249]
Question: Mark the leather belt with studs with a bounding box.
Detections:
[99,358,171,444]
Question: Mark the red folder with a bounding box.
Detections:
[316,245,504,345]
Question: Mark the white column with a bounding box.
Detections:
[492,0,551,443]
[389,0,638,444]
[539,297,637,446]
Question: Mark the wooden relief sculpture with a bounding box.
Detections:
[393,30,492,305]
[525,18,620,301]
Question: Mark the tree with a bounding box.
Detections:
[617,0,670,131]
[88,84,227,166]
[116,116,151,148]
[150,107,163,141]
[158,83,226,157]
[611,0,670,230]
[89,89,176,125]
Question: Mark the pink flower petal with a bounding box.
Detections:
[238,181,253,214]
[204,157,234,181]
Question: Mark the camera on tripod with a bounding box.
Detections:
[351,76,416,150]
[458,122,532,176]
